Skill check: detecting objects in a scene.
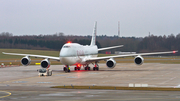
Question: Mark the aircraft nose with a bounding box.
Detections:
[60,49,68,57]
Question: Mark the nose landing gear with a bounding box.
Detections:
[63,65,70,73]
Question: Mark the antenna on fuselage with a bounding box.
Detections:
[90,21,97,46]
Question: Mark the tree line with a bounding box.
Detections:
[0,32,180,55]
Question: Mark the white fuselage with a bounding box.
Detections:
[60,43,98,65]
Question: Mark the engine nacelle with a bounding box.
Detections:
[134,55,144,65]
[21,57,31,66]
[106,58,116,69]
[41,59,50,68]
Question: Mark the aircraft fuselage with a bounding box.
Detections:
[60,43,98,65]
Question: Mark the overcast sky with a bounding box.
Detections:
[0,0,180,37]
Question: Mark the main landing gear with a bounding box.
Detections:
[84,63,99,71]
[85,66,90,71]
[63,63,99,73]
[74,66,81,71]
[93,63,99,71]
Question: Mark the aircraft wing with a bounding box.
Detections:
[2,52,60,61]
[98,45,123,51]
[85,50,178,62]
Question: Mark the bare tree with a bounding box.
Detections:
[0,32,13,37]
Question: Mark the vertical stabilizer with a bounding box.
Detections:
[90,22,97,46]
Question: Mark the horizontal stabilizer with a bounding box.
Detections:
[98,45,123,51]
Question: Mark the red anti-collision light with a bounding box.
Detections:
[77,64,81,67]
[67,41,71,44]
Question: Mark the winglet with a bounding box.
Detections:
[90,21,97,46]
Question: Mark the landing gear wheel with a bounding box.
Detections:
[93,67,99,71]
[96,67,99,71]
[75,67,80,71]
[64,67,70,73]
[65,68,68,73]
[85,67,90,71]
[93,67,95,71]
[74,67,77,71]
[63,67,66,71]
[88,67,90,70]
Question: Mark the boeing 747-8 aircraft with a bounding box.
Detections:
[2,22,178,73]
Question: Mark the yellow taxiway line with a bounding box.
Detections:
[0,91,11,99]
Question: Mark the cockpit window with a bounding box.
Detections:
[63,46,70,48]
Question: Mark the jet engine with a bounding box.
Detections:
[134,55,144,65]
[21,57,31,66]
[41,59,50,68]
[106,58,116,69]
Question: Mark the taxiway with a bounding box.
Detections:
[0,63,180,100]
